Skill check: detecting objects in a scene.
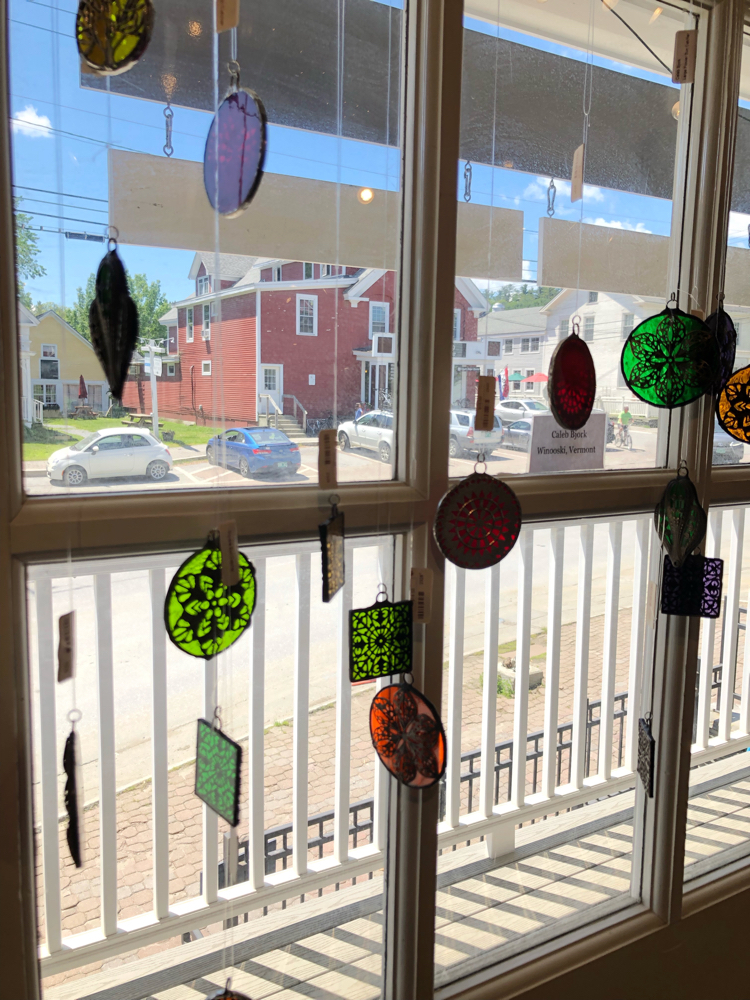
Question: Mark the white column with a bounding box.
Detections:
[719,509,744,742]
[511,531,533,808]
[149,568,169,920]
[202,656,218,904]
[571,523,594,789]
[625,519,650,771]
[695,510,722,750]
[248,557,266,889]
[293,553,311,876]
[598,521,622,781]
[479,563,500,818]
[94,574,118,936]
[542,527,564,798]
[445,564,466,828]
[334,547,354,863]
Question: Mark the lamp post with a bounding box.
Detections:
[146,340,165,441]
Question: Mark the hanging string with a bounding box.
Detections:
[574,0,596,313]
[463,160,472,203]
[163,102,173,158]
[546,178,556,218]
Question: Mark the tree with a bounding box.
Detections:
[14,198,46,300]
[489,284,560,311]
[64,271,171,346]
[65,274,97,341]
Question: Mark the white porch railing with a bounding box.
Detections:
[21,395,43,425]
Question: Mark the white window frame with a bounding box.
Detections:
[202,303,211,340]
[321,264,332,277]
[296,294,318,336]
[186,307,194,343]
[197,275,211,296]
[588,290,598,303]
[521,337,530,353]
[273,265,283,281]
[511,368,522,392]
[530,336,539,352]
[504,338,513,355]
[560,317,569,339]
[304,262,313,279]
[41,343,57,358]
[369,301,389,340]
[622,312,635,339]
[166,363,175,377]
[39,354,59,379]
[453,307,461,340]
[202,360,211,376]
[583,316,595,341]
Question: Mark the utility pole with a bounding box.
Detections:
[146,340,165,441]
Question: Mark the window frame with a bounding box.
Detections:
[186,307,194,343]
[304,262,313,279]
[453,307,461,340]
[197,274,211,296]
[504,338,513,355]
[369,300,389,339]
[202,303,210,340]
[296,294,318,336]
[202,360,211,376]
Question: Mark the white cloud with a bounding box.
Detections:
[11,105,52,138]
[585,216,652,234]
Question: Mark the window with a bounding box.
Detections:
[128,434,152,447]
[33,383,57,405]
[94,434,126,451]
[504,338,513,354]
[166,363,175,376]
[321,264,332,277]
[560,317,569,338]
[588,290,598,303]
[453,342,467,358]
[202,303,211,339]
[273,265,282,281]
[308,373,315,385]
[583,316,595,341]
[487,340,501,356]
[304,262,313,279]
[525,367,536,392]
[511,368,522,392]
[264,368,277,391]
[39,357,59,379]
[369,302,389,338]
[41,343,57,358]
[622,312,634,339]
[453,308,462,340]
[521,337,538,353]
[197,275,211,296]
[297,295,318,336]
[202,360,211,376]
[186,307,194,342]
[530,336,539,352]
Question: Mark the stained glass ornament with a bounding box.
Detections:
[63,721,83,868]
[548,320,596,430]
[195,718,242,827]
[654,466,706,568]
[637,716,655,799]
[320,497,345,603]
[88,239,139,401]
[76,0,154,77]
[621,303,720,409]
[370,681,447,788]
[204,66,267,218]
[350,592,412,682]
[433,471,521,570]
[707,306,737,396]
[660,554,723,618]
[206,985,252,1000]
[165,533,256,659]
[716,364,750,443]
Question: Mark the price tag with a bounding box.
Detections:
[647,580,658,626]
[474,375,496,432]
[58,611,75,682]
[571,143,585,203]
[216,0,240,31]
[410,568,433,624]
[672,30,697,85]
[318,429,338,489]
[219,520,240,587]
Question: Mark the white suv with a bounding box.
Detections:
[337,410,394,462]
[496,398,549,425]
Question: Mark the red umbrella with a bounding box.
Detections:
[522,372,549,383]
[78,375,88,400]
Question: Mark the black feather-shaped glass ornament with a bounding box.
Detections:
[206,983,252,1000]
[654,466,706,567]
[707,305,737,396]
[63,725,83,868]
[88,239,139,401]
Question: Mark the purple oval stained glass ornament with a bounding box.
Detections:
[706,306,737,396]
[204,88,267,218]
[548,326,596,430]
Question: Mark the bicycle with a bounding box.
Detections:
[616,423,633,449]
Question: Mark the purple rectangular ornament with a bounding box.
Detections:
[660,554,723,619]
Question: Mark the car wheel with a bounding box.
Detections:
[448,436,463,459]
[239,456,250,477]
[206,445,216,465]
[379,440,392,463]
[147,461,169,481]
[62,465,86,487]
[339,432,350,450]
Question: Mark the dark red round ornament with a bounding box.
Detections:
[204,76,267,218]
[433,471,521,570]
[548,318,597,430]
[370,682,446,788]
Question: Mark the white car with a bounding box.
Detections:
[495,398,549,425]
[338,410,394,462]
[47,428,174,487]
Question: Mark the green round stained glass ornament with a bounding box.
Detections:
[165,535,256,659]
[621,304,719,409]
[654,466,707,568]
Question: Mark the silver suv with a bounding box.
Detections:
[495,397,549,426]
[449,409,504,459]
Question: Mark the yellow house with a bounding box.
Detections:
[30,310,110,413]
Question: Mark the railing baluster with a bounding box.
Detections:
[542,526,564,799]
[334,546,354,863]
[36,579,62,953]
[571,523,594,789]
[740,577,750,737]
[373,543,394,851]
[719,509,744,742]
[293,553,311,876]
[625,518,649,770]
[446,564,466,828]
[598,521,622,781]
[479,563,500,818]
[696,510,722,750]
[248,557,266,889]
[512,530,533,808]
[94,574,118,936]
[202,656,219,903]
[149,569,169,920]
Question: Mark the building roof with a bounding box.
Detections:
[158,305,178,326]
[476,305,547,338]
[188,252,259,282]
[17,302,38,326]
[35,309,101,350]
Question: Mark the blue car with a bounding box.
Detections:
[206,427,302,477]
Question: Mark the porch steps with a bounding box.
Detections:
[260,413,308,440]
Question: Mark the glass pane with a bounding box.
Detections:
[449,1,688,478]
[13,0,402,496]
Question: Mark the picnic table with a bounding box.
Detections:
[121,412,153,428]
[71,404,98,419]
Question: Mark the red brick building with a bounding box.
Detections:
[121,253,487,426]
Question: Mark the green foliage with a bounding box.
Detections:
[14,198,46,302]
[489,284,560,311]
[63,271,170,346]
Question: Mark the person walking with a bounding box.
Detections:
[355,401,363,420]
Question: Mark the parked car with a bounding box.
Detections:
[47,428,173,486]
[448,408,504,458]
[714,421,744,465]
[206,426,301,476]
[503,418,534,451]
[495,397,549,426]
[338,410,394,462]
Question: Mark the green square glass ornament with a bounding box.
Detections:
[195,718,242,827]
[350,596,413,683]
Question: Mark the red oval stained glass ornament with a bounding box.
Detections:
[433,472,521,570]
[370,682,446,788]
[548,323,596,430]
[204,88,267,218]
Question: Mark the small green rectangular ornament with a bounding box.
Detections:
[195,718,242,827]
[349,599,413,683]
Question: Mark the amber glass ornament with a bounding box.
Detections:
[76,0,154,77]
[88,239,139,400]
[548,320,596,430]
[370,681,446,788]
[434,471,521,570]
[621,304,719,409]
[654,466,706,568]
[717,364,750,443]
[707,306,737,396]
[204,68,267,218]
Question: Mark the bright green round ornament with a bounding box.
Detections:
[165,535,256,659]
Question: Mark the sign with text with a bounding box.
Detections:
[216,0,240,31]
[527,412,606,474]
[672,30,697,84]
[58,611,76,682]
[318,429,338,488]
[474,375,496,431]
[410,568,433,624]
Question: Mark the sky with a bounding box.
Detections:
[8,0,750,311]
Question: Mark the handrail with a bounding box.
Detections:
[258,392,281,429]
[283,392,308,432]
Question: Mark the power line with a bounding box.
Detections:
[599,0,673,76]
[16,195,108,215]
[20,208,107,227]
[14,184,108,203]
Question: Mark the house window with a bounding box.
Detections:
[202,360,211,376]
[504,339,513,355]
[264,369,277,391]
[487,341,501,357]
[560,317,569,338]
[511,369,522,392]
[584,316,594,341]
[297,295,318,336]
[186,307,194,342]
[530,336,539,352]
[40,351,59,379]
[622,313,634,339]
[588,290,598,303]
[273,266,283,281]
[202,303,211,339]
[525,368,536,393]
[452,342,467,358]
[321,264,332,277]
[304,262,313,279]
[453,308,461,341]
[308,374,316,385]
[166,363,175,377]
[41,344,57,358]
[369,302,389,339]
[197,275,211,296]
[34,383,57,404]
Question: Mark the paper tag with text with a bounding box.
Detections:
[672,30,697,84]
[571,143,585,203]
[410,568,433,624]
[58,611,76,682]
[474,375,496,432]
[318,429,338,489]
[216,0,240,32]
[647,580,658,626]
[219,520,240,587]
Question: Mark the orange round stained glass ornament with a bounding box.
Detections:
[369,682,446,788]
[717,364,750,443]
